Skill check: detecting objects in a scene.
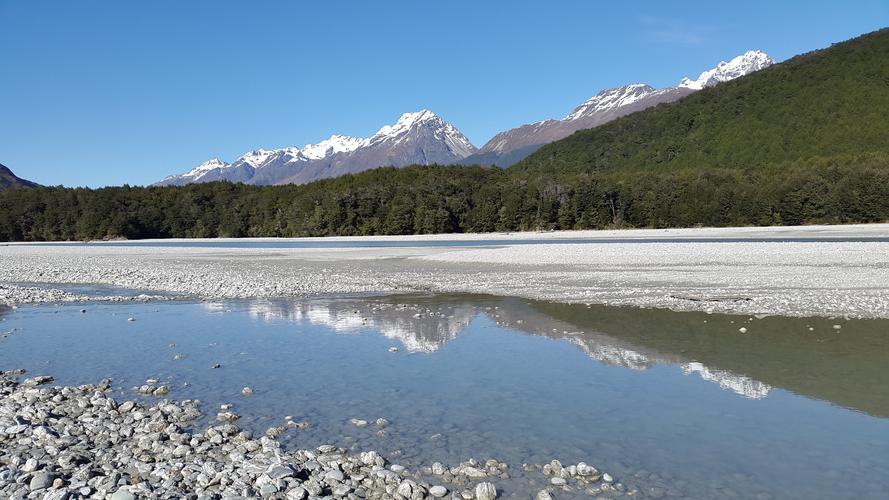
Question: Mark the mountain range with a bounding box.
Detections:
[156,110,476,186]
[0,164,38,191]
[157,50,773,186]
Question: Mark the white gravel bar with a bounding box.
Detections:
[2,224,889,318]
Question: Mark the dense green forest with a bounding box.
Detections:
[2,29,889,241]
[2,154,888,241]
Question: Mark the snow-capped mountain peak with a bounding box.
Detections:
[300,135,366,160]
[679,50,774,90]
[370,109,476,158]
[565,83,658,120]
[155,109,476,186]
[161,157,230,182]
[193,157,228,173]
[239,149,281,168]
[372,109,439,139]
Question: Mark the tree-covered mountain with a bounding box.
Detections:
[0,164,39,191]
[462,50,773,167]
[513,28,889,178]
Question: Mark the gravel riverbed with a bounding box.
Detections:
[2,224,889,318]
[0,371,626,499]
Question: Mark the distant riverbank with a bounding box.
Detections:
[2,224,888,318]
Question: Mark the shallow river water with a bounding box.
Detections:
[1,294,888,499]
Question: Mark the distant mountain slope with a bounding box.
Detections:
[0,164,39,190]
[156,110,476,186]
[463,51,773,167]
[513,29,889,177]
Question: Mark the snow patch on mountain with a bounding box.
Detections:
[161,158,230,182]
[565,84,658,120]
[300,135,366,160]
[679,50,774,90]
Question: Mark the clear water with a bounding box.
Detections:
[1,294,888,499]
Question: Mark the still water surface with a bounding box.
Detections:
[1,294,887,498]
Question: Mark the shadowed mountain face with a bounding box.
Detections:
[462,50,773,167]
[226,294,889,418]
[0,164,39,190]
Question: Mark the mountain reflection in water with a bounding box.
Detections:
[198,295,839,402]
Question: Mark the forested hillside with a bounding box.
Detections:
[513,28,889,177]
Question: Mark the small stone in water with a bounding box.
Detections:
[833,324,842,330]
[388,346,399,352]
[242,387,253,396]
[211,363,221,369]
[603,473,614,483]
[475,482,498,500]
[738,327,748,333]
[430,485,448,497]
[376,417,389,426]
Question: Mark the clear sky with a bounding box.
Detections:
[2,0,887,187]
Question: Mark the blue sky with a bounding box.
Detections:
[2,0,887,187]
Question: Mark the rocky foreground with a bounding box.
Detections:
[0,372,627,499]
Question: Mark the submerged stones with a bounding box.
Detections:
[0,370,634,499]
[23,375,53,386]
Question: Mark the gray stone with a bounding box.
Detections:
[285,487,307,500]
[110,487,136,500]
[430,485,448,497]
[29,472,55,491]
[267,465,294,480]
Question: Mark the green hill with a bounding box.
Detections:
[513,28,889,177]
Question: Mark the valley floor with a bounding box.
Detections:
[2,223,889,318]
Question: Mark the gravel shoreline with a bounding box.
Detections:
[0,371,626,499]
[2,227,889,318]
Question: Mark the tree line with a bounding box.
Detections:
[2,153,888,241]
